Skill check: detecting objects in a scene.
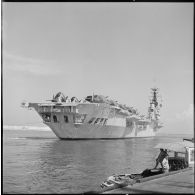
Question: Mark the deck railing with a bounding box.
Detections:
[38,106,77,113]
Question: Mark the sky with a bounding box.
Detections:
[2,2,194,134]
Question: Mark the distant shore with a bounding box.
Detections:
[3,125,50,131]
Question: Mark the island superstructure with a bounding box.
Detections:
[21,88,163,139]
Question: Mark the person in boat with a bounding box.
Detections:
[162,155,169,173]
[154,148,168,169]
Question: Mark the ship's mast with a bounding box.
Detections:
[148,88,162,120]
[151,87,158,107]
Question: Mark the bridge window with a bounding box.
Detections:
[99,118,105,125]
[41,113,51,122]
[88,117,95,124]
[64,115,69,123]
[103,119,108,126]
[94,118,101,124]
[53,115,58,123]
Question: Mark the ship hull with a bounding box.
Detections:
[44,122,156,139]
[25,92,162,140]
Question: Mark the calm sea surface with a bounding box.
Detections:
[3,129,192,194]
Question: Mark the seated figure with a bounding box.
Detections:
[162,156,169,173]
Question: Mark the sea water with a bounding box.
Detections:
[3,129,192,193]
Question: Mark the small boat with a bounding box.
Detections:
[98,139,194,193]
[99,168,165,192]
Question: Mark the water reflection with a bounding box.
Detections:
[4,130,183,194]
[34,137,158,193]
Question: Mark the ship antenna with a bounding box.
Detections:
[150,87,159,107]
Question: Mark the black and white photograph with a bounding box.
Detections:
[2,2,194,194]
